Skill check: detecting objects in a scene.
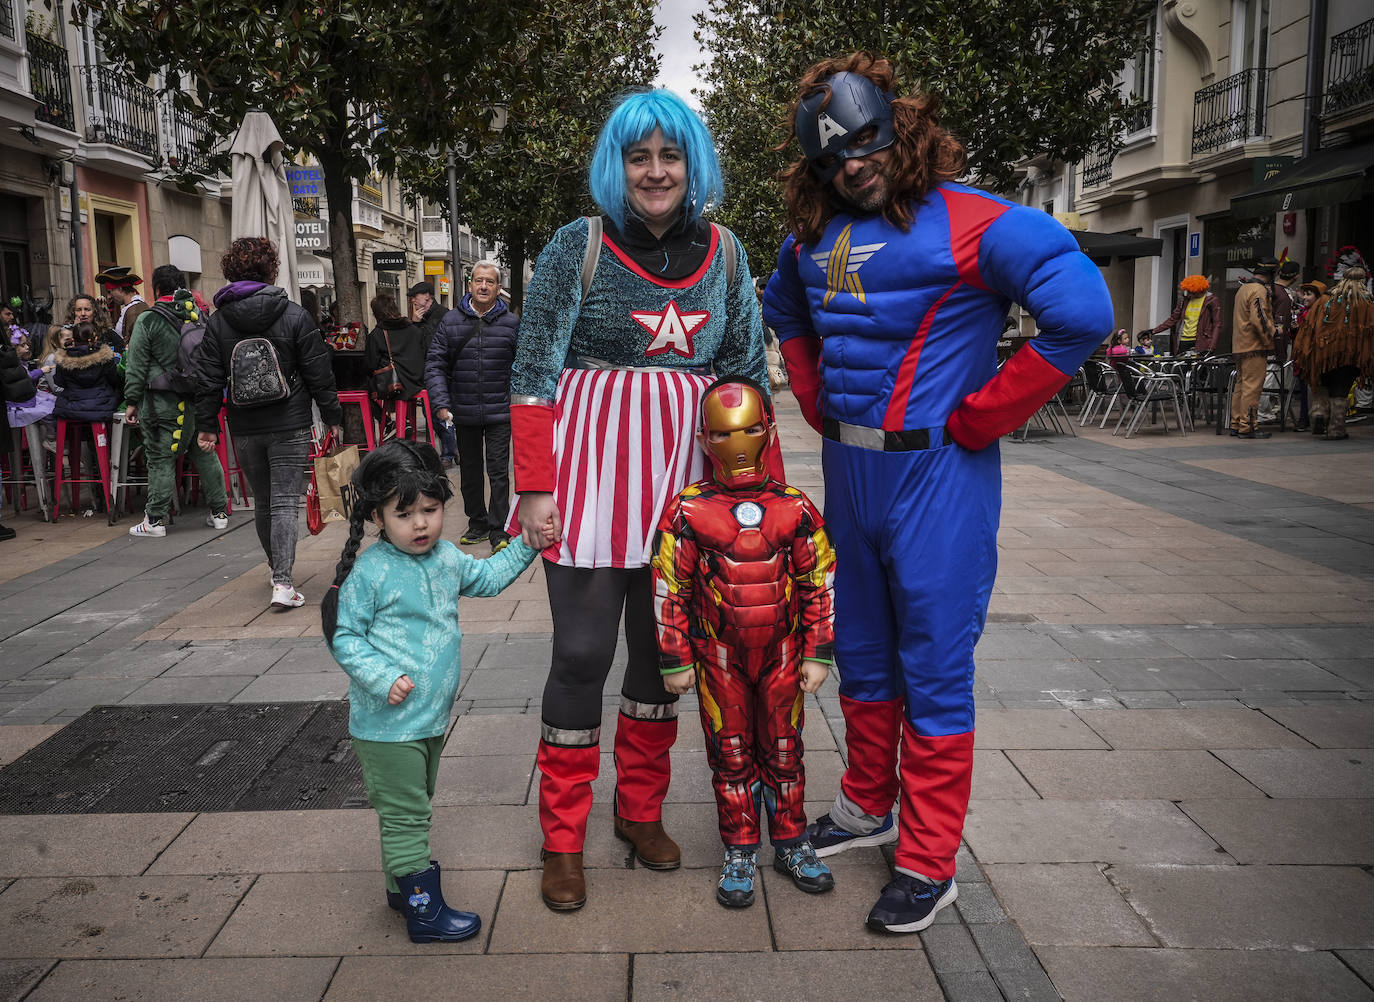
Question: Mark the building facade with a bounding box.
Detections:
[1021,0,1374,352]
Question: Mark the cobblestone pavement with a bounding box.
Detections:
[0,400,1371,1001]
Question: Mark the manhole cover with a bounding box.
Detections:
[0,703,369,814]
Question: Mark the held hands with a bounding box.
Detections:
[799,659,829,694]
[518,491,563,549]
[663,667,696,695]
[388,674,415,705]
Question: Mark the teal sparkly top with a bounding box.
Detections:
[329,537,537,741]
[510,217,768,400]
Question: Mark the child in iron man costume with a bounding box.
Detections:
[651,377,837,909]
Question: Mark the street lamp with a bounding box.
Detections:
[447,104,508,303]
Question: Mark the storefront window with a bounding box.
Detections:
[1202,213,1274,351]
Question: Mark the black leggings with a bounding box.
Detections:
[540,561,676,730]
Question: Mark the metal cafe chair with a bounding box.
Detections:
[1111,361,1189,439]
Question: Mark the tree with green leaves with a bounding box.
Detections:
[398,0,661,311]
[74,0,558,324]
[695,0,1154,270]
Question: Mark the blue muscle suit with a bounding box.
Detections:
[763,181,1112,880]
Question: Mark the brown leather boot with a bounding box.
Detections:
[540,850,586,911]
[613,814,681,870]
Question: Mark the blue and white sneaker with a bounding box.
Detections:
[773,840,834,894]
[866,874,957,933]
[806,811,898,857]
[716,847,757,908]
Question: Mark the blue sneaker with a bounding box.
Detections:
[716,847,757,908]
[866,874,957,934]
[773,840,834,893]
[806,811,898,857]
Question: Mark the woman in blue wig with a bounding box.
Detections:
[508,88,768,911]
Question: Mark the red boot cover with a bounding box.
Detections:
[894,723,974,881]
[537,740,601,853]
[837,695,903,817]
[613,712,678,822]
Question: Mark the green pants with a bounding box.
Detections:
[143,397,227,522]
[352,734,445,892]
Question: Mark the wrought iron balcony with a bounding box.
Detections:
[1325,16,1374,117]
[1082,145,1115,189]
[1,0,16,40]
[160,95,213,175]
[28,35,75,131]
[1192,68,1269,156]
[82,63,158,157]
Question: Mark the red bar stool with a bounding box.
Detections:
[336,389,377,451]
[52,418,113,520]
[386,389,437,445]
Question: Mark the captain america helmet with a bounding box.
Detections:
[796,71,895,183]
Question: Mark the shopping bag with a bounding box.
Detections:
[313,438,360,526]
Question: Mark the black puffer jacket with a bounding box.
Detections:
[196,283,343,435]
[365,316,427,399]
[54,344,123,421]
[0,341,37,439]
[424,296,518,426]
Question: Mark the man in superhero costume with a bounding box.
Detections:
[763,53,1112,933]
[652,376,836,909]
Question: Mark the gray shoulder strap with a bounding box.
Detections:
[581,216,602,301]
[716,223,737,287]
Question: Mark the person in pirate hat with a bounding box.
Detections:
[94,265,147,343]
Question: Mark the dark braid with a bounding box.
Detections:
[320,439,454,646]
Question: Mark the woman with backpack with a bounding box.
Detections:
[195,236,344,610]
[123,264,230,538]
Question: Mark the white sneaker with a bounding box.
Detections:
[270,583,305,610]
[129,517,167,538]
[207,511,229,529]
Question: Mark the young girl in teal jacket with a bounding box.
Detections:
[322,439,544,943]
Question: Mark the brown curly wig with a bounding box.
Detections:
[780,51,967,246]
[221,236,280,283]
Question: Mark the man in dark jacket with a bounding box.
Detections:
[409,281,449,346]
[0,336,37,540]
[424,261,518,551]
[123,264,228,538]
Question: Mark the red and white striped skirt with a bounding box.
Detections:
[508,367,715,568]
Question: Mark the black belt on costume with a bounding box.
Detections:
[822,418,947,452]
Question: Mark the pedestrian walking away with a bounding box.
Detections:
[509,87,769,913]
[763,51,1111,934]
[321,440,544,943]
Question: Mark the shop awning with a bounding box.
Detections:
[1231,141,1374,219]
[1072,230,1163,265]
[297,252,334,289]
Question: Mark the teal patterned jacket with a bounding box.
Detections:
[329,536,537,741]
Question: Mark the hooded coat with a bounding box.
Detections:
[365,315,428,399]
[54,343,122,421]
[195,282,343,436]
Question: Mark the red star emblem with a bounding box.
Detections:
[631,300,711,358]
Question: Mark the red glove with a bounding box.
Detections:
[780,335,824,433]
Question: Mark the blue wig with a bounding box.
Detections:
[589,89,724,231]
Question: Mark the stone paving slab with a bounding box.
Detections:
[1105,863,1374,949]
[973,709,1111,749]
[633,951,943,1002]
[1178,798,1374,864]
[145,809,381,875]
[1263,704,1374,747]
[0,725,61,766]
[1004,750,1265,799]
[1212,748,1374,798]
[0,875,251,958]
[205,870,504,957]
[963,800,1225,864]
[1036,945,1372,1002]
[431,754,534,806]
[1073,708,1314,748]
[489,867,773,954]
[767,855,913,951]
[324,954,628,1002]
[982,863,1154,947]
[970,750,1039,800]
[21,958,339,1002]
[1,813,195,877]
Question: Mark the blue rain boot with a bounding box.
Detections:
[394,862,481,943]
